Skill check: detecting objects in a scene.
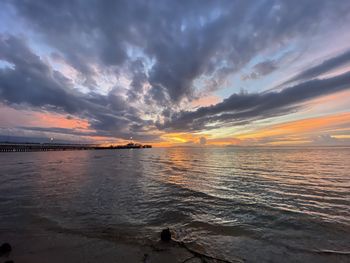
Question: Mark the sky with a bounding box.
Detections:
[0,0,350,147]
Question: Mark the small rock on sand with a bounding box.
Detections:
[160,228,172,242]
[0,243,12,256]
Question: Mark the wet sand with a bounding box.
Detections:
[1,229,200,263]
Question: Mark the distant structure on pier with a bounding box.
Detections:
[113,142,152,149]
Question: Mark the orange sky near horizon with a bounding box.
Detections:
[2,102,350,146]
[151,112,350,147]
[236,113,350,140]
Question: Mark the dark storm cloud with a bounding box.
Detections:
[8,0,350,104]
[0,35,150,138]
[283,49,350,85]
[161,72,350,131]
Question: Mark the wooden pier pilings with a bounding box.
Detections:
[0,143,152,152]
[0,143,93,152]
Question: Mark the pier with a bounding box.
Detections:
[0,143,152,152]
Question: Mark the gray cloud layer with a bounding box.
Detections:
[242,60,278,80]
[8,0,350,103]
[1,0,350,140]
[284,49,350,85]
[0,35,151,140]
[160,71,350,131]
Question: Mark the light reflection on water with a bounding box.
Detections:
[0,147,350,262]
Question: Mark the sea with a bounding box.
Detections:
[0,147,349,262]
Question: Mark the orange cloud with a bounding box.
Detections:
[306,89,350,113]
[156,112,350,147]
[0,104,90,130]
[35,112,89,130]
[236,112,350,141]
[191,95,221,108]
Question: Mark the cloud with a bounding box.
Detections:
[0,34,151,139]
[160,71,350,131]
[8,0,350,104]
[242,60,277,80]
[199,137,207,145]
[1,1,350,142]
[313,134,337,145]
[0,35,82,113]
[283,49,350,84]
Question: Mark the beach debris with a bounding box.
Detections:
[160,228,172,242]
[142,253,149,263]
[0,243,12,256]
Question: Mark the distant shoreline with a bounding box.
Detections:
[0,142,152,152]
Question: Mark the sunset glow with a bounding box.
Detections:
[0,1,349,146]
[1,2,350,262]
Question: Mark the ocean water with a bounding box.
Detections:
[0,147,349,262]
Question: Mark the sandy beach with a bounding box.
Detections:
[1,229,202,263]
